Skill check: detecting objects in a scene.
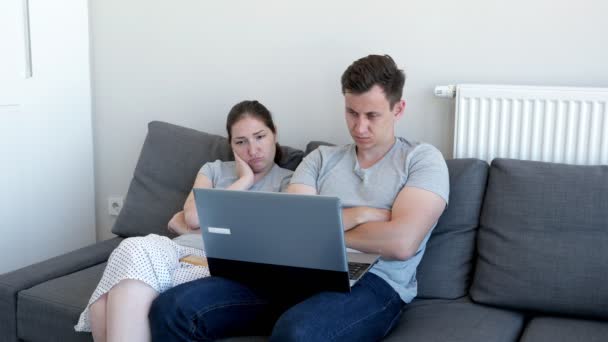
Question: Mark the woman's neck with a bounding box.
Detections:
[253,163,275,183]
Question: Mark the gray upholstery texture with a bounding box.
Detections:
[383,297,524,342]
[416,159,488,299]
[520,316,608,342]
[112,121,303,238]
[471,159,608,319]
[0,237,121,342]
[17,263,106,342]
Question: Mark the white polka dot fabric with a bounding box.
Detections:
[74,234,209,332]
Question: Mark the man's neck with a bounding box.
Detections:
[356,137,396,169]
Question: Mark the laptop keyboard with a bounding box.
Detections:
[348,262,369,280]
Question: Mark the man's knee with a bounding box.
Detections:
[270,316,315,342]
[148,290,175,328]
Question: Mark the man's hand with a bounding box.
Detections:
[342,207,391,231]
[168,211,200,235]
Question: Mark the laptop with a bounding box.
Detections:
[193,188,380,295]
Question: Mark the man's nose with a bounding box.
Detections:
[354,117,369,134]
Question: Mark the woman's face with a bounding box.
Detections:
[230,115,277,174]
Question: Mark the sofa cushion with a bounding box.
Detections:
[471,159,608,319]
[0,237,121,342]
[17,263,106,342]
[383,297,524,342]
[112,121,304,238]
[520,316,608,342]
[416,159,488,299]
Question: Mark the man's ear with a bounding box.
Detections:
[393,99,406,120]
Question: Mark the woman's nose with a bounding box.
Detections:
[248,142,259,156]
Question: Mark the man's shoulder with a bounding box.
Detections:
[395,137,443,159]
[306,144,353,161]
[316,143,352,155]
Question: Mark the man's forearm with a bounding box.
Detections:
[342,207,390,231]
[345,220,421,261]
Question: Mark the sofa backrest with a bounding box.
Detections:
[416,159,489,299]
[112,121,303,238]
[470,158,608,319]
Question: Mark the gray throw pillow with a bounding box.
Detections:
[470,158,608,319]
[416,159,489,299]
[112,121,303,238]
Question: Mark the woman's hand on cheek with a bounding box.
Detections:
[234,152,255,186]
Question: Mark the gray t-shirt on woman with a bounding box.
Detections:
[290,137,449,303]
[173,160,293,249]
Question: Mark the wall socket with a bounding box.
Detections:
[108,196,124,216]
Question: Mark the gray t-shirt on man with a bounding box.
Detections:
[290,137,449,303]
[173,160,293,249]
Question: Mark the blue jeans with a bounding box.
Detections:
[149,273,405,341]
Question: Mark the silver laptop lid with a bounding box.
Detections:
[193,188,349,273]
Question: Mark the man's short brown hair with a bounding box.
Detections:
[341,54,406,108]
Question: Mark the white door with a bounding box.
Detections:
[0,0,95,273]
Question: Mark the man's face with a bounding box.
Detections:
[344,84,404,152]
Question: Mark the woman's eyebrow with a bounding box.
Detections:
[234,129,266,140]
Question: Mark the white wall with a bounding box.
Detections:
[90,0,608,241]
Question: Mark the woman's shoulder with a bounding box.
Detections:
[201,159,235,170]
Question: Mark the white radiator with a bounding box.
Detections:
[436,84,608,165]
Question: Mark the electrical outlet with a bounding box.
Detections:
[108,196,124,216]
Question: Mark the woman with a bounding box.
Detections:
[75,100,293,342]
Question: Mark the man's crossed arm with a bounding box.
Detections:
[287,184,446,261]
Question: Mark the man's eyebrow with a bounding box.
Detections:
[347,107,380,116]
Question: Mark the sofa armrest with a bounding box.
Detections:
[0,237,122,342]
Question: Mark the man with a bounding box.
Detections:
[149,54,449,341]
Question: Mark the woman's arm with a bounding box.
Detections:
[182,174,213,230]
[181,154,255,231]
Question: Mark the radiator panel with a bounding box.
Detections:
[454,85,608,165]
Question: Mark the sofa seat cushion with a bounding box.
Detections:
[471,159,608,319]
[520,316,608,342]
[416,159,489,299]
[383,297,524,342]
[17,263,105,342]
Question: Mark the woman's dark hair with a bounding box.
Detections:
[226,100,283,164]
[341,54,406,108]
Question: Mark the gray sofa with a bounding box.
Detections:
[1,121,607,342]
